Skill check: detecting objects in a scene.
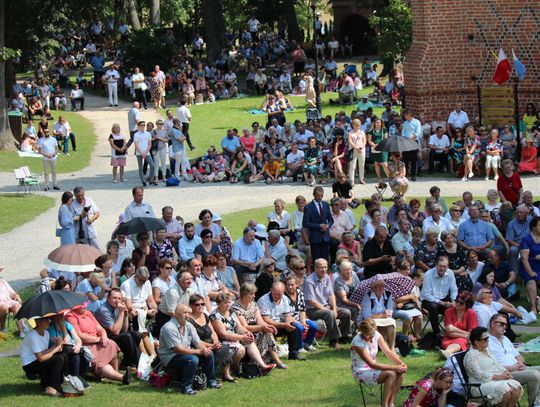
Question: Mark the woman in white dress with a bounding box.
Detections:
[350,319,407,407]
[464,326,522,406]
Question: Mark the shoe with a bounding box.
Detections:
[484,176,489,181]
[277,363,288,369]
[114,105,118,107]
[208,380,221,389]
[411,176,416,181]
[262,364,276,375]
[190,146,196,151]
[150,181,158,186]
[109,104,113,107]
[0,328,7,334]
[494,175,499,181]
[113,179,117,183]
[358,179,366,185]
[222,376,237,383]
[142,182,147,187]
[289,353,306,361]
[461,176,467,182]
[305,344,316,352]
[298,348,308,353]
[181,388,197,395]
[43,187,50,191]
[122,367,132,384]
[529,311,537,322]
[19,332,25,339]
[438,348,450,360]
[328,340,342,349]
[468,172,474,179]
[53,186,60,190]
[536,296,540,312]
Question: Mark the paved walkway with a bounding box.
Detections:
[0,93,539,288]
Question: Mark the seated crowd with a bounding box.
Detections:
[10,179,540,404]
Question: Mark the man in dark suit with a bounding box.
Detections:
[303,186,334,263]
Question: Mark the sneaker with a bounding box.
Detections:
[19,331,25,339]
[298,348,308,353]
[468,172,474,179]
[208,380,221,389]
[461,176,467,182]
[181,388,197,395]
[494,175,499,181]
[305,344,317,352]
[484,176,489,181]
[0,328,7,334]
[53,186,60,190]
[529,311,537,323]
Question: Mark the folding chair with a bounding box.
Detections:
[358,380,382,407]
[14,166,39,195]
[420,308,445,334]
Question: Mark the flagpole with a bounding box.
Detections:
[514,76,521,162]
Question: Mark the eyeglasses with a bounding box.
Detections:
[478,337,489,342]
[164,266,173,270]
[193,303,205,307]
[203,235,213,238]
[495,320,507,327]
[295,266,306,270]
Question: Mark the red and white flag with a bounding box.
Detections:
[492,48,511,84]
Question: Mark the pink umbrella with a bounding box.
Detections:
[44,244,102,273]
[350,272,416,304]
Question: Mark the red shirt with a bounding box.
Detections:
[497,172,522,206]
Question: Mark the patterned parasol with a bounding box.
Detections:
[350,272,416,304]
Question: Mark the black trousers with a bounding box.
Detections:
[152,311,171,339]
[421,299,448,334]
[310,241,330,264]
[276,327,299,358]
[66,350,88,377]
[110,331,142,366]
[428,150,448,173]
[403,150,417,177]
[134,88,147,108]
[181,122,194,149]
[23,352,68,391]
[329,238,340,266]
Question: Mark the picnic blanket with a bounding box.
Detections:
[18,151,43,158]
[516,336,540,353]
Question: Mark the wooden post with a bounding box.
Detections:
[477,84,482,127]
[514,79,521,162]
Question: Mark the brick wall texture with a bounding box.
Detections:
[403,0,540,123]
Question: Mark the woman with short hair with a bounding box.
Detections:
[440,290,477,359]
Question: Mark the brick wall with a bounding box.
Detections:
[403,0,540,123]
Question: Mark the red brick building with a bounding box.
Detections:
[404,0,540,123]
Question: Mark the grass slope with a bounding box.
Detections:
[0,194,55,234]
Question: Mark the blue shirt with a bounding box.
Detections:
[75,279,104,312]
[457,218,494,248]
[178,235,202,261]
[94,301,119,330]
[90,55,105,72]
[232,237,264,263]
[402,118,422,140]
[420,268,458,303]
[221,136,241,152]
[170,127,185,153]
[506,218,530,244]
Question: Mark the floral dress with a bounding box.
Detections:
[303,146,321,175]
[403,378,440,407]
[465,135,481,163]
[414,241,444,269]
[151,239,175,260]
[350,331,381,385]
[231,300,275,358]
[149,76,161,102]
[209,310,243,351]
[464,348,523,405]
[388,160,408,188]
[450,137,465,163]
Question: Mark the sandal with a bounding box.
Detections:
[262,364,276,375]
[222,376,237,383]
[277,363,288,369]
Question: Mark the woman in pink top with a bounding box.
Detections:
[337,231,362,266]
[65,303,131,384]
[240,128,256,156]
[0,266,25,337]
[348,118,367,184]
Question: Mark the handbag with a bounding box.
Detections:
[401,301,418,311]
[192,367,207,390]
[346,147,354,162]
[62,375,90,395]
[239,362,261,379]
[55,227,62,237]
[137,352,155,381]
[165,177,180,187]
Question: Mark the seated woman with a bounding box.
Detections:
[392,259,423,340]
[95,254,117,290]
[65,303,131,384]
[118,258,135,286]
[249,149,267,183]
[210,293,275,375]
[363,208,389,244]
[414,227,444,272]
[0,268,24,337]
[151,229,177,263]
[517,135,538,174]
[151,259,176,305]
[328,134,347,178]
[440,230,467,286]
[48,312,88,377]
[303,136,321,186]
[267,198,292,245]
[201,255,228,309]
[189,294,237,382]
[403,367,454,407]
[332,172,353,202]
[230,150,251,184]
[231,283,286,369]
[20,317,69,397]
[333,260,362,325]
[194,229,222,260]
[337,231,362,266]
[74,271,107,313]
[360,277,397,349]
[350,319,407,407]
[464,326,523,406]
[519,216,540,314]
[215,252,240,298]
[131,232,158,279]
[20,133,38,152]
[284,275,318,352]
[387,153,408,195]
[439,290,477,359]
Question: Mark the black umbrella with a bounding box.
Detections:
[16,290,87,320]
[375,136,419,153]
[112,217,166,237]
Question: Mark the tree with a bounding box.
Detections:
[151,0,161,25]
[0,1,19,151]
[283,0,301,42]
[200,0,225,62]
[128,0,142,30]
[369,0,412,75]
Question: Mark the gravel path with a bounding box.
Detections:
[0,94,538,288]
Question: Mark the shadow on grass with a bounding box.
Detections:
[0,381,43,396]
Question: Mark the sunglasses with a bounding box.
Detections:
[495,320,507,327]
[193,303,205,307]
[478,337,489,342]
[164,266,173,270]
[203,235,213,238]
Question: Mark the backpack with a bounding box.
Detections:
[165,177,180,187]
[417,331,442,350]
[62,375,90,396]
[395,334,413,357]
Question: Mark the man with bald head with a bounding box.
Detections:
[158,304,221,395]
[506,204,531,275]
[258,282,301,361]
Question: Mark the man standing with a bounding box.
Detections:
[158,304,221,395]
[37,129,59,191]
[420,256,458,334]
[176,99,194,151]
[154,65,167,108]
[90,50,105,90]
[131,67,147,109]
[94,288,142,368]
[126,101,141,149]
[304,259,351,348]
[232,227,265,283]
[302,187,333,262]
[258,282,301,361]
[178,223,202,262]
[171,118,187,180]
[104,64,120,107]
[124,186,155,221]
[488,314,540,407]
[401,109,421,181]
[457,205,494,258]
[72,186,100,249]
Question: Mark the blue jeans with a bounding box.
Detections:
[166,353,216,391]
[292,320,318,349]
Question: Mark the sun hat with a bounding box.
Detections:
[212,213,222,222]
[254,224,268,239]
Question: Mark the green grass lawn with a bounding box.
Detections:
[0,194,55,234]
[0,111,97,174]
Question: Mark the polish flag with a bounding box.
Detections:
[492,48,511,84]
